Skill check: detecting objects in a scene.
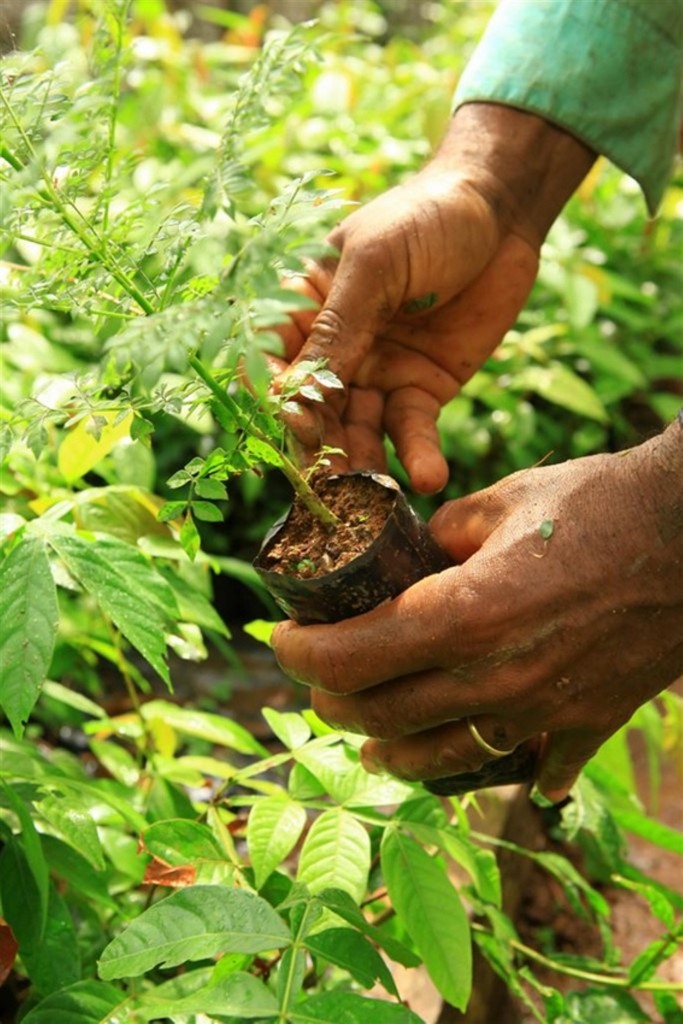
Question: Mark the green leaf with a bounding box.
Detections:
[243,618,277,646]
[317,888,421,968]
[135,971,279,1020]
[0,536,59,735]
[0,840,45,954]
[98,885,291,979]
[58,411,133,483]
[89,739,141,786]
[35,793,105,871]
[559,988,649,1022]
[20,882,81,996]
[75,487,169,544]
[292,991,424,1023]
[191,499,224,522]
[627,929,681,987]
[295,743,415,807]
[514,362,608,422]
[297,808,370,902]
[40,835,118,912]
[0,782,50,943]
[585,762,683,854]
[244,434,285,467]
[194,478,228,500]
[381,829,472,1011]
[262,707,311,749]
[407,822,501,907]
[248,795,307,888]
[46,532,177,686]
[142,819,225,864]
[180,514,201,559]
[158,567,231,637]
[20,980,124,1024]
[140,700,268,755]
[305,927,398,995]
[157,500,187,522]
[40,680,106,719]
[559,773,625,871]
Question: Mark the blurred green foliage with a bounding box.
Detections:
[0,3,681,1020]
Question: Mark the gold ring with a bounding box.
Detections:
[466,718,516,759]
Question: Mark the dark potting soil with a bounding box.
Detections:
[261,474,395,579]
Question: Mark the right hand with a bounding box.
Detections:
[273,104,595,493]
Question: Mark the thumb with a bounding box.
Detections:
[429,486,506,562]
[534,729,604,804]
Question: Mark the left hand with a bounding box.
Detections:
[272,424,683,802]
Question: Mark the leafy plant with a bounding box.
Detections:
[0,2,681,1022]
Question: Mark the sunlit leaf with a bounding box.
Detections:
[317,888,421,968]
[0,536,59,735]
[35,793,105,871]
[140,700,267,755]
[20,980,124,1024]
[46,532,177,685]
[381,829,472,1011]
[297,809,370,902]
[134,971,279,1020]
[58,411,134,483]
[98,885,291,979]
[248,795,307,888]
[514,362,608,422]
[305,927,398,994]
[262,707,311,749]
[292,991,424,1023]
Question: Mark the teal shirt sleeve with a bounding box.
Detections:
[453,0,683,213]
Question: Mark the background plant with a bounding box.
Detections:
[0,2,681,1022]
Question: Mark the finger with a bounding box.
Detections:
[272,568,465,693]
[359,715,527,782]
[344,386,387,474]
[429,486,507,562]
[312,675,520,741]
[276,275,325,361]
[286,234,400,388]
[384,387,448,494]
[534,729,605,803]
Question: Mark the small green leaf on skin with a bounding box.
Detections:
[539,518,555,540]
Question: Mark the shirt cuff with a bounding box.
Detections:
[453,0,683,214]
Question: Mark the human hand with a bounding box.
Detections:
[272,422,683,803]
[273,104,595,493]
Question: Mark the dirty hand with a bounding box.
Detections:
[272,421,683,802]
[273,103,595,493]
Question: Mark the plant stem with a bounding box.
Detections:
[187,354,341,528]
[469,922,683,992]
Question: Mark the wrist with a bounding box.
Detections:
[430,103,596,248]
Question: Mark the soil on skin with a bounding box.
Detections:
[262,475,395,579]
